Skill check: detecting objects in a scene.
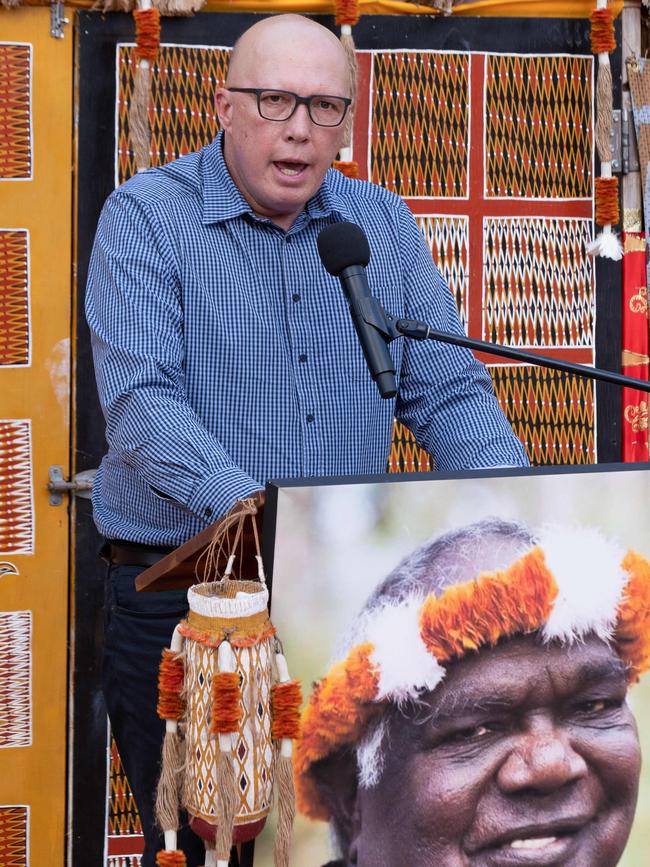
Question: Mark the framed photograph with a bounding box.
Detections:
[256,464,650,867]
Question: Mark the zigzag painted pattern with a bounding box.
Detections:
[0,611,32,749]
[489,364,595,465]
[416,215,469,329]
[108,737,142,836]
[0,806,28,866]
[483,217,594,347]
[117,45,230,184]
[371,51,469,198]
[108,858,142,867]
[388,420,432,473]
[0,421,33,555]
[484,54,592,199]
[0,45,31,180]
[0,231,29,366]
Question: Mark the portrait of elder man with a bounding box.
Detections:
[296,519,650,867]
[85,13,527,865]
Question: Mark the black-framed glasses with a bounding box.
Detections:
[227,88,352,127]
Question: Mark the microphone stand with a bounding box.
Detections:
[357,294,650,396]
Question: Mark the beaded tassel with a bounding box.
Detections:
[587,1,623,260]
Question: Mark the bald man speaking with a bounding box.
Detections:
[86,14,528,864]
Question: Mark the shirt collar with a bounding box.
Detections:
[201,131,350,228]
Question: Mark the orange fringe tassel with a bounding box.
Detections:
[157,649,185,721]
[294,642,379,820]
[419,548,557,662]
[591,8,616,55]
[617,551,650,682]
[134,8,161,63]
[333,160,359,179]
[335,0,360,26]
[155,851,186,867]
[211,671,241,734]
[595,177,619,226]
[271,680,303,740]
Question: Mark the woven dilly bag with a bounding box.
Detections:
[154,508,301,867]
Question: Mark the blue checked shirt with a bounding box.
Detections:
[86,132,528,545]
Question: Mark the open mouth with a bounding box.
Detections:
[274,161,308,177]
[470,823,587,865]
[511,837,561,849]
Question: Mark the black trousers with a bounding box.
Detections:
[102,563,207,867]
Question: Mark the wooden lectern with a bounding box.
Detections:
[135,492,265,592]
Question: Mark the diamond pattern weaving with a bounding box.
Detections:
[184,639,274,824]
[489,365,595,465]
[483,217,594,347]
[108,736,143,836]
[371,51,469,198]
[484,54,592,199]
[117,45,229,185]
[416,215,469,329]
[388,421,432,473]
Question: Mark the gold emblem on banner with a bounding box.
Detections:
[629,286,649,317]
[622,350,650,367]
[623,231,645,251]
[624,401,649,432]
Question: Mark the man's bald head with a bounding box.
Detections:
[226,14,352,97]
[215,13,353,230]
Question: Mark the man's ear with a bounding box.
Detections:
[310,748,360,862]
[215,87,233,132]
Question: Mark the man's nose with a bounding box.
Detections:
[496,723,588,795]
[285,102,312,141]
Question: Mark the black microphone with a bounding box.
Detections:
[317,222,397,399]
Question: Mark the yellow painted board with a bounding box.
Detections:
[19,0,624,16]
[204,0,623,16]
[0,7,72,867]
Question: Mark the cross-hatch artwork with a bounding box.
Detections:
[0,806,29,867]
[0,421,34,556]
[0,44,32,181]
[0,230,30,368]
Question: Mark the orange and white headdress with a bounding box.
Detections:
[294,525,650,822]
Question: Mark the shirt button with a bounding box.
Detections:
[292,293,300,302]
[299,353,308,363]
[205,506,213,518]
[306,413,315,423]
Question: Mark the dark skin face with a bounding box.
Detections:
[348,635,641,867]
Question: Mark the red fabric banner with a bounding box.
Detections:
[621,232,649,462]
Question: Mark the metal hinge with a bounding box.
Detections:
[611,109,640,175]
[50,0,69,39]
[48,466,97,506]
